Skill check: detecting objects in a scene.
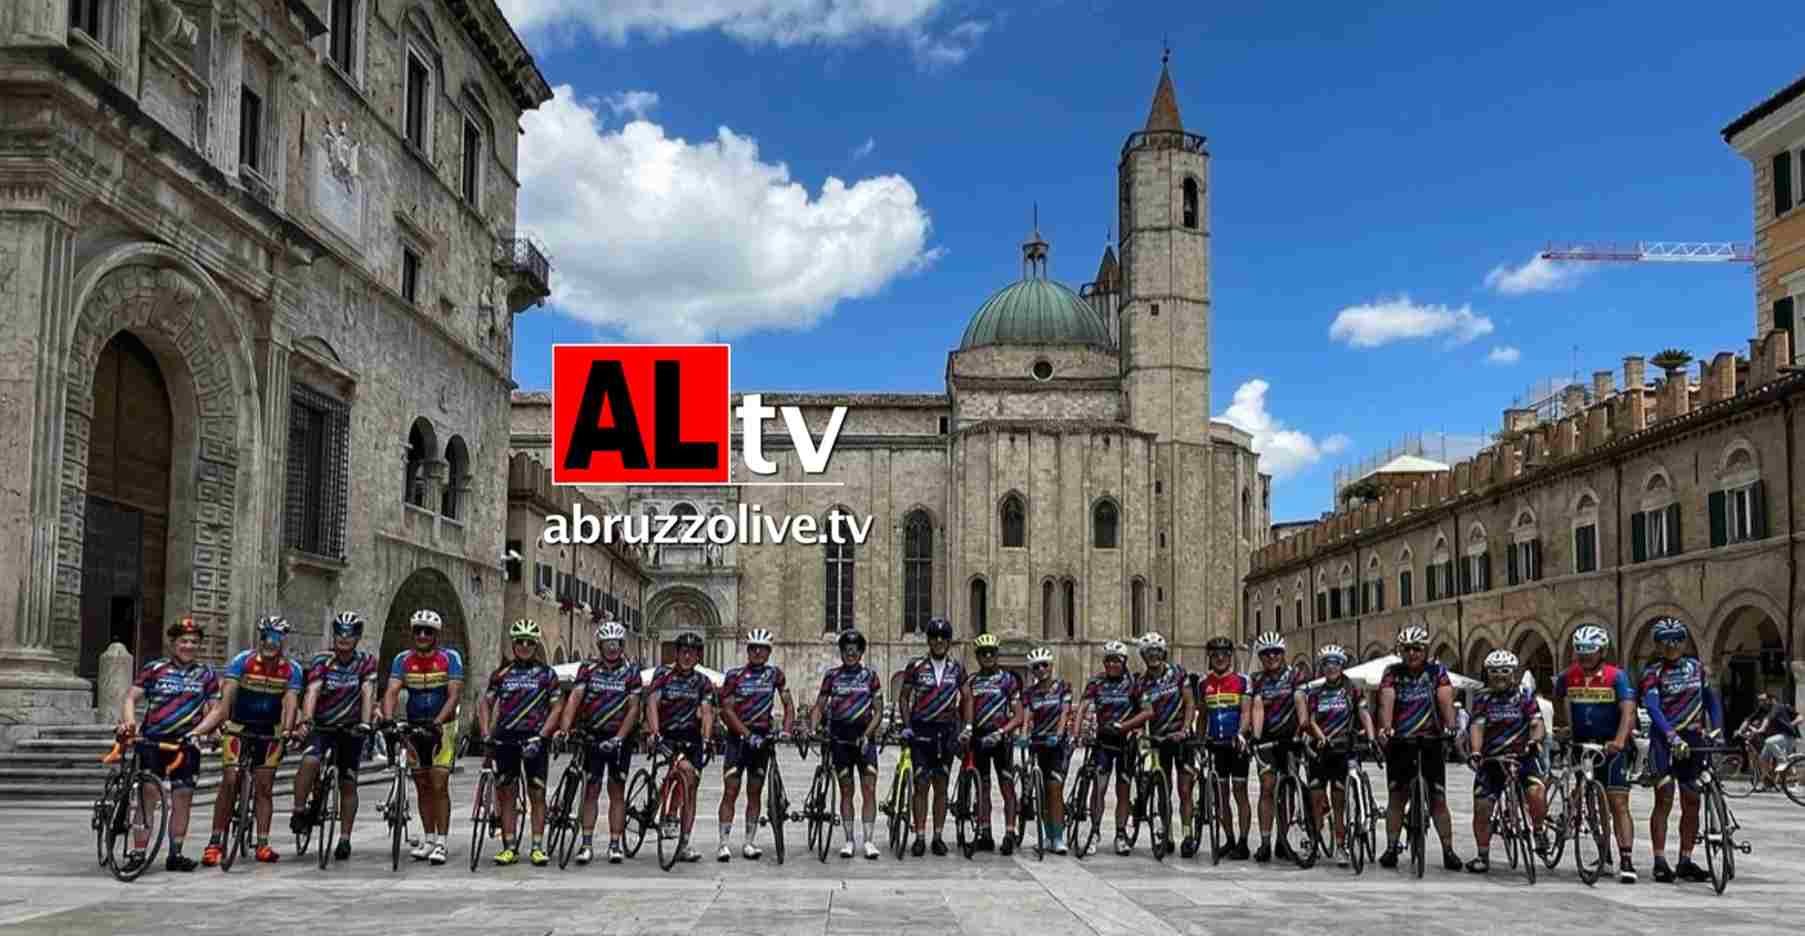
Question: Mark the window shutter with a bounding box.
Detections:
[1709,490,1727,548]
[1631,511,1647,563]
[1376,581,1386,612]
[1665,503,1682,556]
[1329,588,1340,619]
[1400,571,1411,607]
[1481,553,1491,591]
[1778,297,1796,340]
[1458,559,1470,595]
[1751,480,1768,539]
[1507,544,1519,586]
[1316,593,1326,623]
[1531,539,1542,581]
[1776,151,1794,217]
[1426,569,1438,602]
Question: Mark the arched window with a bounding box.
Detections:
[1092,498,1119,549]
[1001,493,1026,548]
[404,417,435,507]
[1635,470,1679,561]
[1131,578,1146,636]
[1062,578,1076,640]
[824,507,855,632]
[1042,578,1056,640]
[902,510,933,634]
[970,578,988,635]
[1182,177,1199,229]
[1713,444,1766,546]
[1241,487,1251,530]
[441,435,469,519]
[1463,523,1492,594]
[1509,506,1541,585]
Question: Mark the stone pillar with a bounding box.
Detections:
[1711,352,1737,401]
[1593,370,1614,403]
[96,643,134,724]
[1585,408,1609,450]
[1659,361,1690,421]
[1624,356,1647,430]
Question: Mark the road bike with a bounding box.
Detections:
[1778,750,1805,806]
[760,733,790,864]
[880,733,913,859]
[375,721,434,872]
[622,737,667,858]
[951,740,982,859]
[468,736,533,870]
[92,737,187,881]
[1258,739,1320,868]
[1062,740,1107,860]
[1013,737,1046,860]
[217,727,286,873]
[1123,734,1174,861]
[1544,741,1613,885]
[544,730,595,869]
[295,724,366,869]
[653,738,706,872]
[1476,753,1537,884]
[1307,737,1375,874]
[796,735,839,863]
[1689,744,1753,895]
[1187,739,1226,864]
[1388,734,1446,879]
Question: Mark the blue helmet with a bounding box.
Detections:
[332,612,365,639]
[257,615,290,641]
[1650,616,1689,645]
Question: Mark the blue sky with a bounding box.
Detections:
[500,0,1799,522]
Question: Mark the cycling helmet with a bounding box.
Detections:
[256,615,290,640]
[1318,644,1349,666]
[1252,631,1285,654]
[674,631,705,652]
[1205,636,1235,653]
[925,617,954,641]
[1138,633,1168,657]
[838,629,867,653]
[1651,616,1689,644]
[1026,647,1055,666]
[746,628,774,648]
[410,609,444,631]
[509,619,542,642]
[973,634,1001,652]
[331,611,365,639]
[1571,624,1609,655]
[167,617,204,640]
[1396,624,1430,648]
[1483,649,1519,672]
[1102,640,1129,661]
[595,620,627,644]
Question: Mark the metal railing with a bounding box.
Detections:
[494,233,551,295]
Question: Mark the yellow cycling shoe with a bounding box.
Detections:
[493,847,519,866]
[529,847,549,866]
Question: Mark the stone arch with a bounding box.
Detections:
[379,566,470,689]
[1639,466,1675,511]
[1510,623,1557,695]
[405,416,438,507]
[999,490,1027,548]
[1465,635,1498,678]
[52,245,265,664]
[1705,588,1785,658]
[1432,642,1456,670]
[1570,487,1601,513]
[1363,642,1388,662]
[1706,593,1786,729]
[644,583,723,666]
[1715,438,1761,480]
[441,435,469,518]
[1556,611,1612,666]
[1091,496,1120,549]
[1624,601,1700,670]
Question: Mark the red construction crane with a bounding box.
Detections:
[1540,241,1754,263]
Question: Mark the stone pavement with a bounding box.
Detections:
[0,746,1800,935]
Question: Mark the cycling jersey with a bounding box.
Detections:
[1251,665,1304,737]
[1082,672,1140,735]
[222,651,301,727]
[135,658,220,739]
[817,664,881,731]
[1470,688,1540,756]
[1306,678,1364,742]
[1023,678,1071,744]
[570,657,641,735]
[650,665,716,734]
[1641,657,1711,735]
[1552,662,1634,741]
[485,660,560,736]
[305,650,377,727]
[1198,669,1250,742]
[1137,663,1190,737]
[1380,661,1452,738]
[968,667,1022,736]
[900,655,965,723]
[720,663,787,734]
[389,647,465,722]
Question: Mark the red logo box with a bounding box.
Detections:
[551,344,730,485]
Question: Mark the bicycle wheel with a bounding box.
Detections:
[108,776,164,882]
[1408,776,1427,879]
[1275,775,1305,865]
[1025,768,1045,860]
[1780,754,1805,807]
[1345,782,1365,875]
[955,769,977,859]
[468,773,493,872]
[623,769,653,857]
[1492,797,1518,871]
[768,764,787,864]
[1720,751,1757,799]
[1201,772,1220,864]
[96,775,127,871]
[511,775,529,851]
[316,766,340,871]
[1064,769,1093,861]
[1359,771,1380,867]
[221,772,249,872]
[656,773,684,872]
[1718,790,1738,887]
[1572,779,1607,886]
[887,765,910,860]
[1509,785,1534,884]
[810,767,834,863]
[1294,776,1321,868]
[1151,769,1172,861]
[1701,785,1726,894]
[550,770,581,869]
[1538,776,1566,869]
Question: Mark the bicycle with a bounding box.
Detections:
[1187,739,1225,865]
[761,733,790,864]
[1308,737,1374,874]
[1387,734,1446,879]
[1062,739,1110,860]
[296,724,365,869]
[1476,754,1536,884]
[951,740,981,859]
[880,734,914,860]
[1779,750,1805,807]
[653,739,705,872]
[217,727,285,872]
[92,737,186,881]
[545,730,596,869]
[621,736,666,859]
[1689,744,1753,895]
[1542,741,1613,885]
[375,721,433,872]
[1014,737,1046,861]
[1257,739,1320,868]
[794,735,838,863]
[1123,734,1175,861]
[467,736,531,871]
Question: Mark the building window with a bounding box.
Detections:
[1274,602,1283,631]
[461,116,482,204]
[937,416,949,434]
[1000,493,1026,548]
[1399,570,1413,607]
[1254,607,1261,632]
[1241,488,1251,530]
[1062,579,1076,640]
[440,436,468,519]
[69,0,108,42]
[238,87,263,173]
[1574,524,1598,573]
[401,246,420,303]
[283,385,350,559]
[1508,539,1541,584]
[824,510,855,632]
[1182,177,1199,229]
[971,578,989,636]
[1712,480,1767,546]
[1093,499,1118,549]
[404,50,430,151]
[1042,579,1056,640]
[504,539,522,583]
[1130,579,1145,636]
[535,562,552,593]
[328,0,357,74]
[1315,589,1327,623]
[1776,150,1794,218]
[1328,587,1341,620]
[902,510,932,634]
[1461,552,1491,594]
[1631,504,1682,562]
[1294,598,1303,630]
[404,418,432,507]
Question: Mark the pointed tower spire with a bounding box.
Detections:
[1145,46,1183,133]
[1021,203,1049,279]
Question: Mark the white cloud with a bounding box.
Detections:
[498,1,988,68]
[518,86,941,342]
[1328,295,1493,349]
[1216,379,1347,482]
[1487,345,1521,364]
[1483,253,1594,295]
[851,137,877,160]
[603,90,660,120]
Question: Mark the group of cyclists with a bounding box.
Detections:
[109,601,1735,887]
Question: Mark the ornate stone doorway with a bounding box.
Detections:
[646,586,721,668]
[380,568,470,691]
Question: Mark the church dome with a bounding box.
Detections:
[959,222,1111,351]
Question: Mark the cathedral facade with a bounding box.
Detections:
[511,62,1270,689]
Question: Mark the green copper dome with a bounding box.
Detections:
[958,277,1112,351]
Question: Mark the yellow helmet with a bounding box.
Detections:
[973,633,1000,651]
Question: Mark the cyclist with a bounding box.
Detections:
[1113,633,1195,857]
[1464,650,1547,874]
[1639,615,1723,884]
[1551,623,1639,883]
[960,633,1025,854]
[557,616,641,865]
[645,631,716,863]
[1197,636,1252,860]
[289,611,377,862]
[1301,644,1373,868]
[382,608,465,865]
[716,628,796,861]
[478,619,561,866]
[202,615,302,866]
[116,617,222,873]
[897,616,968,857]
[1376,624,1463,871]
[1247,631,1306,863]
[1750,692,1800,790]
[1021,646,1073,854]
[1074,641,1140,857]
[811,629,884,859]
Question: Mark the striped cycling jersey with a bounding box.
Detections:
[304,651,376,727]
[720,663,787,734]
[571,657,642,735]
[968,668,1022,736]
[485,661,560,736]
[817,664,881,731]
[390,648,465,722]
[1380,661,1452,738]
[1307,679,1364,742]
[1024,679,1071,743]
[135,658,219,739]
[901,655,965,724]
[1471,688,1541,756]
[1642,657,1708,733]
[1083,672,1140,730]
[1137,663,1190,737]
[650,665,716,734]
[1198,670,1250,742]
[1251,665,1304,737]
[1553,663,1634,741]
[223,651,302,727]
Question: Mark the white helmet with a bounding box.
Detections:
[1253,631,1285,654]
[1026,647,1055,666]
[595,620,627,644]
[1572,625,1609,655]
[1137,633,1168,657]
[1102,640,1129,661]
[409,609,443,631]
[1396,624,1430,648]
[1483,649,1519,671]
[746,628,774,648]
[1318,644,1349,666]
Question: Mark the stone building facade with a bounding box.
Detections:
[512,61,1269,691]
[0,0,551,735]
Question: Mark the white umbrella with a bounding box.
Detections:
[1303,654,1484,692]
[553,662,726,688]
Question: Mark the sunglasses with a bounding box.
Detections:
[1032,661,1050,669]
[976,649,997,657]
[1402,645,1428,651]
[1258,650,1284,657]
[512,638,537,645]
[412,628,436,637]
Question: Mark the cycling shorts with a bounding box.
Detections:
[493,732,549,787]
[1254,733,1302,778]
[1472,756,1546,801]
[222,722,283,771]
[404,721,457,772]
[662,729,708,773]
[1385,736,1449,799]
[138,738,200,790]
[304,727,366,777]
[1306,748,1354,790]
[723,733,776,779]
[909,719,959,778]
[1088,732,1134,784]
[1204,741,1250,782]
[1028,740,1071,786]
[582,737,633,785]
[970,731,1016,783]
[1648,729,1708,794]
[1569,739,1634,793]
